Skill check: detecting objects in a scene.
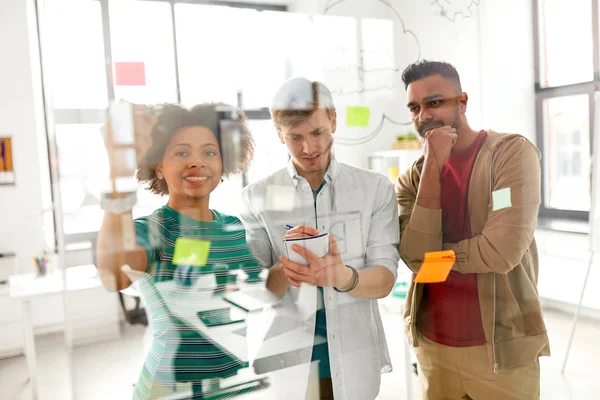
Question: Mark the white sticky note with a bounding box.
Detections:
[113,148,137,176]
[121,214,136,251]
[108,100,135,145]
[492,187,512,211]
[265,184,295,211]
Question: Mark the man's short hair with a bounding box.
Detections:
[401,60,462,91]
[270,77,336,131]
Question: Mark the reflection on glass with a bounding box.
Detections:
[55,123,108,234]
[246,120,289,185]
[109,0,178,104]
[361,18,395,98]
[46,1,107,109]
[237,10,289,109]
[175,4,253,107]
[56,123,165,235]
[313,15,358,96]
[539,0,593,87]
[543,94,590,211]
[208,175,244,217]
[171,5,288,109]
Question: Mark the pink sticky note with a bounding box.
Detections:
[114,62,146,86]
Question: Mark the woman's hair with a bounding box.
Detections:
[136,103,254,195]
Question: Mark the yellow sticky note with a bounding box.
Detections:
[173,238,211,266]
[414,250,456,283]
[346,106,370,127]
[492,187,512,211]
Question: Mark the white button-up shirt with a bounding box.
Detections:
[239,156,400,400]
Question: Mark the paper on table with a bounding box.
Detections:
[414,250,456,283]
[247,303,276,366]
[121,265,144,283]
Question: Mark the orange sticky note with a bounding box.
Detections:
[414,250,456,283]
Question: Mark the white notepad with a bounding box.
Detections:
[283,233,329,265]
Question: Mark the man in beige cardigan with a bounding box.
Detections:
[396,60,550,400]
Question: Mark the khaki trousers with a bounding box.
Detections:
[414,333,540,400]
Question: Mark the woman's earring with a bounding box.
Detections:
[220,178,224,183]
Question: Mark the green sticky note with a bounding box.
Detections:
[346,106,370,127]
[173,238,211,266]
[492,187,512,211]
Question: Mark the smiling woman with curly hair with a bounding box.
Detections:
[96,102,261,399]
[136,103,254,196]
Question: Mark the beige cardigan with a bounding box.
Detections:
[396,130,550,372]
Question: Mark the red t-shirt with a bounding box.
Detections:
[417,130,488,347]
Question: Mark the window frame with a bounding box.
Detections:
[533,0,600,221]
[38,0,288,248]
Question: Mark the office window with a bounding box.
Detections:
[109,0,178,104]
[175,4,288,109]
[54,124,108,235]
[175,4,245,107]
[534,0,598,220]
[538,0,594,88]
[542,95,591,212]
[40,0,288,244]
[246,120,289,185]
[45,1,107,109]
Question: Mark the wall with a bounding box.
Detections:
[0,0,63,332]
[0,0,52,270]
[290,0,537,162]
[289,0,481,169]
[536,229,600,317]
[478,0,536,141]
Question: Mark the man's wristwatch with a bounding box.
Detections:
[334,265,359,293]
[100,191,137,214]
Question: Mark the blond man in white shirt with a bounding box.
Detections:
[239,77,400,400]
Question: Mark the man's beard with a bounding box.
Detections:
[417,120,446,138]
[417,114,462,138]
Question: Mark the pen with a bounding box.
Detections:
[284,225,294,230]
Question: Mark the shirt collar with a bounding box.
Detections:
[286,154,340,187]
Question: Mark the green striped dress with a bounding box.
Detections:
[132,206,261,399]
